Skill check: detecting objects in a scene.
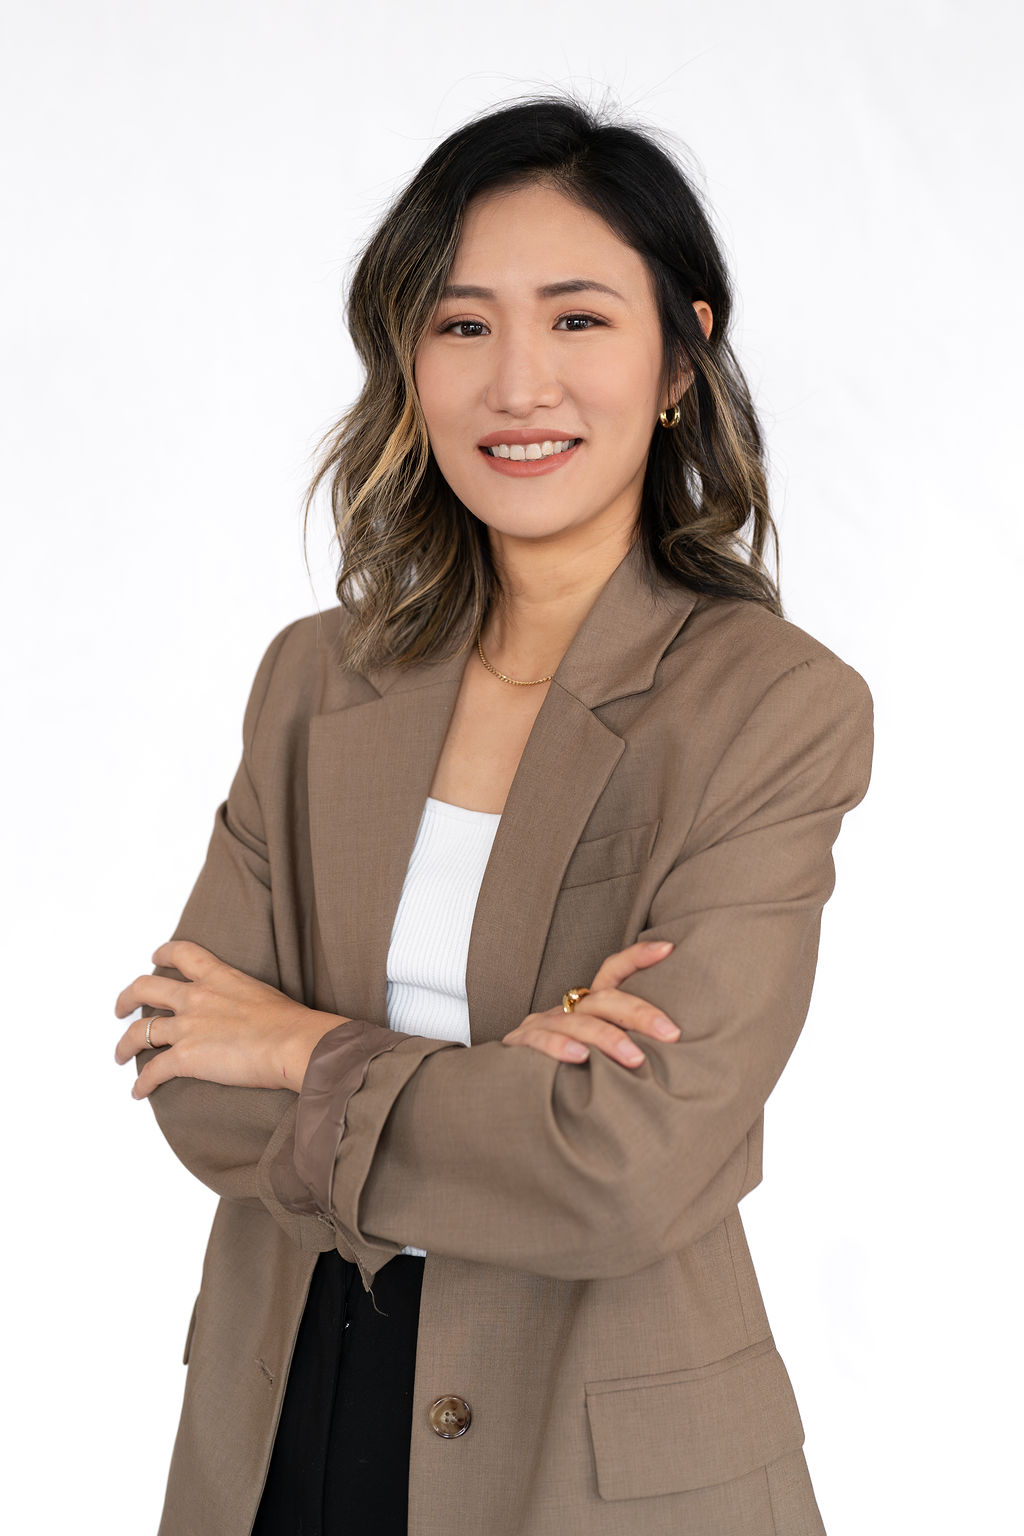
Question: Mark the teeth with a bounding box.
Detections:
[486,439,578,459]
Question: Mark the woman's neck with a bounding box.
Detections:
[481,526,633,679]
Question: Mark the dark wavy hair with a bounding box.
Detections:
[303,94,781,671]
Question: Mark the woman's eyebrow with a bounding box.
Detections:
[440,278,626,301]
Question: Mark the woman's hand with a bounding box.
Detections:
[501,939,679,1067]
[113,939,342,1099]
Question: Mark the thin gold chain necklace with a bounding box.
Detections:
[476,633,553,687]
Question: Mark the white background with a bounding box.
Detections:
[2,1,1020,1530]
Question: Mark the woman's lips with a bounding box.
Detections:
[478,440,582,477]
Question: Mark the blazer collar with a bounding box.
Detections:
[357,539,697,709]
[307,541,698,1041]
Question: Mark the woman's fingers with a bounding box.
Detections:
[114,939,223,1022]
[503,982,680,1068]
[557,991,680,1063]
[113,972,186,1021]
[503,1026,593,1065]
[150,938,222,979]
[132,1042,190,1100]
[589,938,674,993]
[114,1010,177,1065]
[552,1011,647,1065]
[576,987,679,1042]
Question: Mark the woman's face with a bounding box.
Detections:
[414,180,710,556]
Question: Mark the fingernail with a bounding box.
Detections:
[620,1042,645,1065]
[646,940,673,951]
[566,1043,589,1062]
[652,1017,679,1039]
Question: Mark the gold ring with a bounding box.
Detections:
[562,987,591,1014]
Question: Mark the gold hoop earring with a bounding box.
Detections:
[659,404,681,429]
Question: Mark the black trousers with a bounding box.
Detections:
[252,1249,425,1536]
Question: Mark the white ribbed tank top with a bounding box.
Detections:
[385,794,502,1257]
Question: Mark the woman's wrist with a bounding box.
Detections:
[279,1008,355,1093]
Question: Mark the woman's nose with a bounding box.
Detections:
[484,333,563,417]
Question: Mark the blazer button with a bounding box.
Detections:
[428,1395,472,1438]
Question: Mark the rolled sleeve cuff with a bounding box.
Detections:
[269,1018,403,1216]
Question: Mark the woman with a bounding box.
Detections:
[114,97,873,1536]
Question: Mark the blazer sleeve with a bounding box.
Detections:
[270,654,875,1282]
[135,620,335,1251]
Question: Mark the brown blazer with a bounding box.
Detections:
[141,540,873,1536]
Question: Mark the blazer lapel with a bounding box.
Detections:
[307,657,468,1024]
[307,541,697,1043]
[465,543,697,1041]
[463,690,624,1042]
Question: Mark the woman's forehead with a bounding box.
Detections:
[448,184,654,304]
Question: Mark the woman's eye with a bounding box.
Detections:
[441,319,488,337]
[556,313,605,331]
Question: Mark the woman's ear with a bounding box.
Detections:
[693,300,713,341]
[663,303,714,409]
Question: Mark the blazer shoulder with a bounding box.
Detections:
[672,592,873,712]
[263,604,349,674]
[243,605,372,740]
[653,593,875,818]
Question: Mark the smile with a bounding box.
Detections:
[484,439,580,460]
[477,437,583,478]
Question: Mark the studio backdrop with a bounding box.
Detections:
[1,2,1019,1532]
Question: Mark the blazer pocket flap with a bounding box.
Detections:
[560,819,661,890]
[585,1337,805,1501]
